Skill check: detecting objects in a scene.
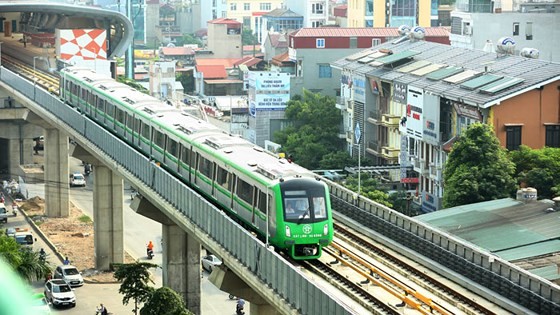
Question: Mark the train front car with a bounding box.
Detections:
[276,178,333,260]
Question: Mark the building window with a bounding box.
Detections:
[260,3,271,11]
[526,22,533,40]
[312,21,323,28]
[372,38,381,46]
[506,126,522,150]
[312,3,324,14]
[243,17,251,27]
[513,22,519,36]
[316,38,325,48]
[230,3,236,11]
[318,64,332,78]
[546,125,560,147]
[244,3,250,10]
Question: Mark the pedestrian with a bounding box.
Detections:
[63,256,70,265]
[97,303,108,315]
[23,35,26,48]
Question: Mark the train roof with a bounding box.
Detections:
[63,67,114,85]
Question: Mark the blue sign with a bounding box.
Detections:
[354,123,361,144]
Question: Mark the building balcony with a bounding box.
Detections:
[336,97,351,111]
[346,131,353,142]
[429,163,443,179]
[381,146,399,160]
[380,113,400,127]
[367,110,381,124]
[366,140,383,155]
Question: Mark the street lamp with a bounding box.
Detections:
[0,42,3,68]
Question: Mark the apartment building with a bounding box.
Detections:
[332,36,560,212]
[347,0,436,28]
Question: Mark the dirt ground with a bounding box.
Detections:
[20,197,134,282]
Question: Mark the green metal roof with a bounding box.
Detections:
[479,76,525,94]
[425,66,463,80]
[460,74,503,90]
[495,240,560,261]
[374,50,420,65]
[526,264,560,281]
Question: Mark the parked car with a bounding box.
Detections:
[69,172,86,187]
[201,254,222,273]
[4,227,16,237]
[53,265,84,287]
[44,279,76,308]
[31,293,51,314]
[0,203,7,223]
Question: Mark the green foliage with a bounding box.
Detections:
[176,34,202,48]
[318,151,357,170]
[113,262,159,315]
[343,174,392,207]
[78,215,92,223]
[117,76,150,94]
[242,28,258,45]
[509,146,560,198]
[443,123,516,208]
[176,72,194,94]
[140,287,193,315]
[0,235,52,282]
[273,90,344,169]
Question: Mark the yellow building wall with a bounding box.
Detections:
[348,0,366,27]
[418,0,431,27]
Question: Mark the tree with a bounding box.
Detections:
[176,34,202,48]
[177,71,194,94]
[113,262,159,315]
[140,287,193,315]
[343,174,392,207]
[509,146,560,198]
[443,123,516,208]
[274,90,345,169]
[242,28,258,45]
[0,234,52,282]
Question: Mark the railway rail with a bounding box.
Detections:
[1,55,59,94]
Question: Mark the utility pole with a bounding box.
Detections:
[125,0,134,79]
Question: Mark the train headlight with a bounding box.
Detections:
[323,224,329,236]
[285,225,291,237]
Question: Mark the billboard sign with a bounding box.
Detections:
[405,86,423,140]
[57,29,107,62]
[248,72,290,112]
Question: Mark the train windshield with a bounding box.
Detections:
[282,187,327,223]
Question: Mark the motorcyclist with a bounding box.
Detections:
[147,241,154,258]
[236,298,245,315]
[96,303,108,315]
[39,248,46,262]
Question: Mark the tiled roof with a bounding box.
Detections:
[195,65,227,79]
[268,33,289,48]
[291,27,450,38]
[208,18,242,26]
[331,39,560,109]
[271,51,292,66]
[195,58,238,68]
[243,44,262,52]
[161,47,195,56]
[234,56,262,67]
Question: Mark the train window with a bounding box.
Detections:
[125,113,134,131]
[133,118,141,135]
[216,166,229,189]
[106,103,115,118]
[312,197,327,219]
[115,109,125,124]
[257,190,267,213]
[141,122,150,139]
[198,156,213,178]
[154,130,165,149]
[181,146,191,165]
[236,178,253,204]
[167,138,178,157]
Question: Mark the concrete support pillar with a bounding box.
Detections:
[93,164,124,270]
[162,224,201,315]
[44,128,70,217]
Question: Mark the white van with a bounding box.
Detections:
[14,231,36,248]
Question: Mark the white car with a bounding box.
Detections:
[69,172,86,187]
[44,279,76,308]
[201,254,222,273]
[53,265,84,287]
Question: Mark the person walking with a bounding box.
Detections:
[63,256,70,265]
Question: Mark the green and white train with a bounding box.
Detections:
[59,67,334,259]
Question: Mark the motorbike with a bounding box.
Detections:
[84,163,92,176]
[147,248,154,259]
[235,299,245,315]
[12,205,17,216]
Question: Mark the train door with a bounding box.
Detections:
[164,136,179,170]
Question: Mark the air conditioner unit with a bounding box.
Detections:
[464,25,472,35]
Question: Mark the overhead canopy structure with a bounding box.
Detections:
[0,3,133,59]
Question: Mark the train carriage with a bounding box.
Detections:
[59,66,333,259]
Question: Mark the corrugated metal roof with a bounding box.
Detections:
[291,27,450,38]
[417,198,560,258]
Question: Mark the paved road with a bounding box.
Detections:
[16,162,245,315]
